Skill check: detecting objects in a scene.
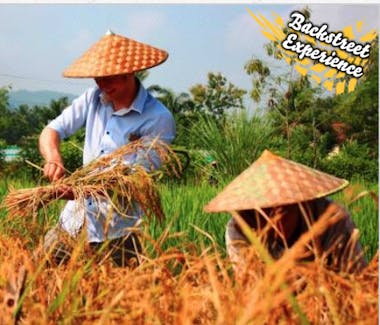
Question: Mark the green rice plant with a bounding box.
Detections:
[331,180,378,261]
[0,167,377,264]
[187,111,282,182]
[147,182,230,254]
[0,177,64,251]
[151,178,378,264]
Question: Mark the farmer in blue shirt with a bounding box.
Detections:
[39,31,175,266]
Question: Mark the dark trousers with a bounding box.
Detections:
[90,234,142,267]
[44,227,142,267]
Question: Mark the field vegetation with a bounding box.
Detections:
[0,175,378,323]
[0,10,378,324]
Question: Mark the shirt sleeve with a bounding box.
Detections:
[47,89,94,140]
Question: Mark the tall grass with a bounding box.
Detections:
[154,180,378,262]
[0,176,378,323]
[188,111,282,182]
[150,182,230,253]
[332,180,378,261]
[0,177,377,261]
[0,177,64,248]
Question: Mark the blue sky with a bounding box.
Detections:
[0,3,378,109]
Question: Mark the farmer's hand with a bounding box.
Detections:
[54,185,75,200]
[39,127,65,182]
[44,160,65,182]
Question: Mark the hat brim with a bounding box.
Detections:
[204,150,349,213]
[62,33,168,78]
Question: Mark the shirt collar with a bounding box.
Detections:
[99,80,147,116]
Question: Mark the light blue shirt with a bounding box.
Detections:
[47,82,176,242]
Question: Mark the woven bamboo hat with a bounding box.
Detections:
[63,30,168,78]
[204,150,348,213]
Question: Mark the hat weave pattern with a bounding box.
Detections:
[63,32,168,78]
[204,150,348,213]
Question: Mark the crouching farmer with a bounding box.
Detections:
[204,150,367,275]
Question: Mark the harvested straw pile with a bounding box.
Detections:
[2,138,181,222]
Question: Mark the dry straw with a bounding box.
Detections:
[2,138,181,222]
[0,228,377,324]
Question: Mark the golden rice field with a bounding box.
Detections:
[0,226,377,324]
[0,141,378,324]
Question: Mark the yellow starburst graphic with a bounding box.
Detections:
[247,9,377,95]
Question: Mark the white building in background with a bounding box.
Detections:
[2,146,21,162]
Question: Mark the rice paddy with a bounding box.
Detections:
[0,141,378,324]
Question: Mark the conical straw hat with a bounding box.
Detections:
[63,30,168,78]
[204,150,348,213]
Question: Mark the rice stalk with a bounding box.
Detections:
[2,138,181,223]
[0,228,377,324]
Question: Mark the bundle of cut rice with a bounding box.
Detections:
[2,138,181,222]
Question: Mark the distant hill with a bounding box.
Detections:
[9,89,77,108]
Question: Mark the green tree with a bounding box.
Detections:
[189,72,246,118]
[32,97,70,130]
[0,91,70,145]
[147,85,194,114]
[136,70,149,82]
[244,55,325,164]
[244,7,336,164]
[148,85,197,146]
[0,86,12,143]
[244,6,377,179]
[0,85,11,111]
[244,58,271,103]
[335,36,378,151]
